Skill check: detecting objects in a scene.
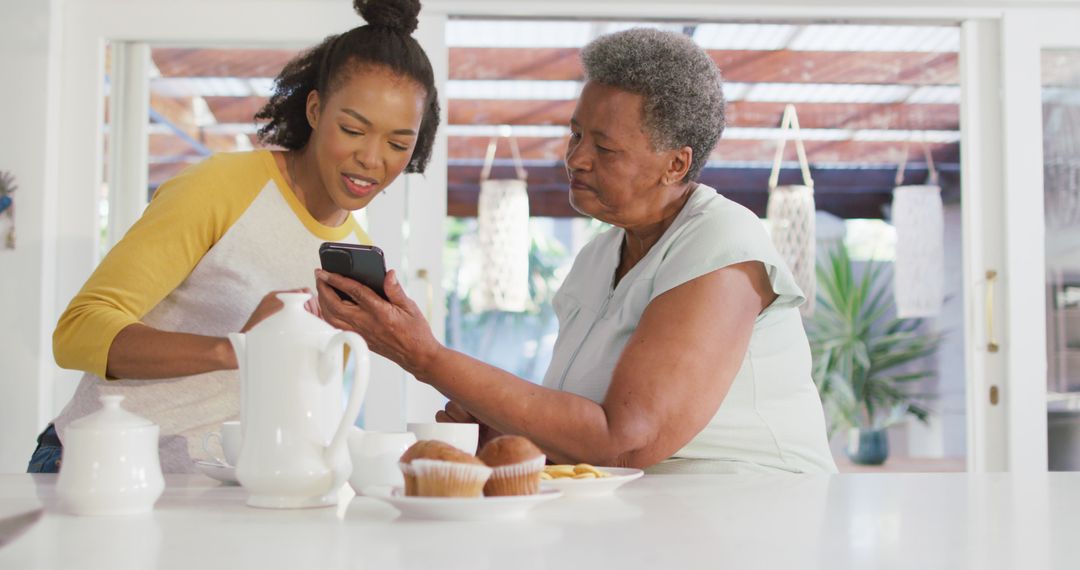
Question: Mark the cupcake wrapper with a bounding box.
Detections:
[398,462,418,496]
[410,459,492,497]
[489,455,546,478]
[484,455,546,496]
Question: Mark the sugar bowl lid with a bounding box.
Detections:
[69,395,153,431]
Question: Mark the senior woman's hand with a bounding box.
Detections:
[314,268,441,377]
[436,400,503,449]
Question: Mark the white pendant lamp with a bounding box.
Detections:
[766,104,817,317]
[891,142,945,319]
[472,133,531,313]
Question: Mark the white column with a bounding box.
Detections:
[106,42,151,248]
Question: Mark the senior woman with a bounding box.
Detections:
[315,27,837,474]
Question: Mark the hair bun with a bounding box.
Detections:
[354,0,420,35]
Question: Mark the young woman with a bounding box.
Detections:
[30,0,439,473]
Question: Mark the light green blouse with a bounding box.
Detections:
[542,184,837,474]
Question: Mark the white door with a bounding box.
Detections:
[55,0,447,429]
[963,7,1080,472]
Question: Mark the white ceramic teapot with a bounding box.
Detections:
[228,292,370,508]
[56,395,165,515]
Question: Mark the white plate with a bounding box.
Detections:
[194,460,239,485]
[363,486,562,521]
[540,467,643,497]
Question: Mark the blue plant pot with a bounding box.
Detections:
[845,428,889,466]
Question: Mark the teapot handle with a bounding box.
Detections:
[319,331,370,485]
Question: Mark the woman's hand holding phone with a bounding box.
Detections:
[314,268,441,379]
[318,242,388,302]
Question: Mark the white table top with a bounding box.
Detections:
[2,472,1080,569]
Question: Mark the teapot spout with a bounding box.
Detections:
[227,333,245,366]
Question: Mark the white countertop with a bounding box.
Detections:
[2,472,1080,569]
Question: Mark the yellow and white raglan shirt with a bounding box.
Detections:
[52,150,369,473]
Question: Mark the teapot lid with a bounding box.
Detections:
[69,395,154,431]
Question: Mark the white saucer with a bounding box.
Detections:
[540,467,643,497]
[194,460,239,485]
[362,486,562,521]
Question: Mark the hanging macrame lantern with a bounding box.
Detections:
[766,104,817,316]
[472,134,531,313]
[892,142,945,319]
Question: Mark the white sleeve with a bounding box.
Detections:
[651,206,806,313]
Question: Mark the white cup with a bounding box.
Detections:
[347,428,417,493]
[202,421,241,466]
[406,422,479,455]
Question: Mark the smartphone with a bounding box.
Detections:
[318,242,388,301]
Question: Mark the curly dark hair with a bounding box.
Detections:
[255,0,439,174]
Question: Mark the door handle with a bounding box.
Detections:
[985,270,999,353]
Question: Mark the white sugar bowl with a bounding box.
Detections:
[57,395,165,515]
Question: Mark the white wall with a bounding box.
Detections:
[0,0,61,472]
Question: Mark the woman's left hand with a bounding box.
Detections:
[315,268,441,377]
[437,400,503,449]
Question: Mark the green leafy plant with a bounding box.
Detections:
[806,245,941,435]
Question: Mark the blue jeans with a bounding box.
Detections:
[27,425,62,473]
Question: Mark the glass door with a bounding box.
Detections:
[1042,49,1080,470]
[980,7,1080,472]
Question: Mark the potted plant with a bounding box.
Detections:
[806,244,941,465]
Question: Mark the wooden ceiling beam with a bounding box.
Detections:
[730,101,958,131]
[450,47,581,82]
[713,50,958,85]
[449,100,958,131]
[148,162,196,189]
[152,48,299,78]
[148,132,247,156]
[450,48,958,85]
[148,93,198,140]
[203,96,269,125]
[449,99,577,128]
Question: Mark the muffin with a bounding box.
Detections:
[399,440,444,496]
[399,440,491,497]
[477,435,546,496]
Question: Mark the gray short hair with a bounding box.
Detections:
[581,28,725,182]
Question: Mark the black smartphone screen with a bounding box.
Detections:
[319,242,388,301]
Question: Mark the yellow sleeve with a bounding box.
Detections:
[53,152,266,378]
